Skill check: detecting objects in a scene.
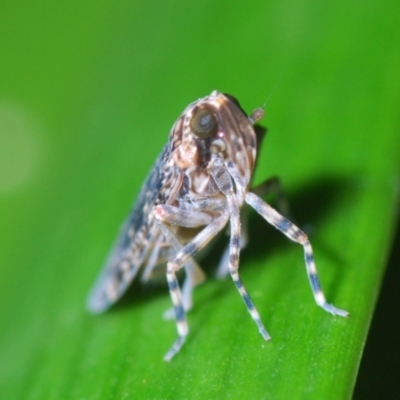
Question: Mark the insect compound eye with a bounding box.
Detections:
[190,107,218,139]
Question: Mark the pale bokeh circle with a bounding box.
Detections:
[0,101,45,196]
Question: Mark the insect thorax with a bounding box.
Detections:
[165,91,258,208]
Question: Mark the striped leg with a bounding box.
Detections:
[153,205,214,319]
[155,207,229,361]
[141,229,205,320]
[218,176,291,278]
[215,205,249,279]
[211,159,270,340]
[245,192,348,317]
[225,193,271,341]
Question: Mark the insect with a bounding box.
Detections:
[87,91,348,361]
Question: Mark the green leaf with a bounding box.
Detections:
[1,1,399,399]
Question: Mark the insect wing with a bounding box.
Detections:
[86,145,170,313]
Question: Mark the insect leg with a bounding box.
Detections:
[154,207,229,361]
[215,205,249,279]
[211,159,271,340]
[225,193,271,341]
[154,206,211,317]
[245,192,349,317]
[217,176,289,278]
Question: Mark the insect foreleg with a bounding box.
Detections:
[153,207,210,318]
[155,207,229,361]
[245,192,349,317]
[215,205,249,279]
[218,176,290,278]
[226,193,271,341]
[216,176,289,278]
[211,159,271,341]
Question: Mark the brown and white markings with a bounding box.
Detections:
[87,91,348,361]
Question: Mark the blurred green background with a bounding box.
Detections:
[0,1,399,399]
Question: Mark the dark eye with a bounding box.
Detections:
[190,107,218,138]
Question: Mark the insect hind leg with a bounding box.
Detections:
[245,192,349,317]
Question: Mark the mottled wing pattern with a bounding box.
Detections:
[87,144,171,313]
